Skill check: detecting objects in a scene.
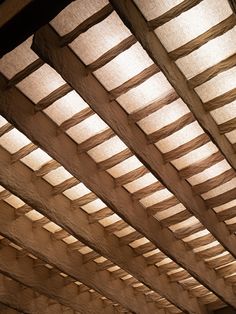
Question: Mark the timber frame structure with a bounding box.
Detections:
[0,0,236,313]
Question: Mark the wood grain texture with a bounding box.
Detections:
[0,147,193,313]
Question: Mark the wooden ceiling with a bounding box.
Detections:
[0,1,236,313]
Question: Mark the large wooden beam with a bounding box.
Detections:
[0,198,162,314]
[109,0,236,171]
[27,24,236,306]
[0,274,65,314]
[0,145,200,313]
[0,0,73,57]
[0,241,115,314]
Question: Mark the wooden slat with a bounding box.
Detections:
[0,273,65,314]
[0,123,13,137]
[77,129,114,153]
[11,143,37,163]
[163,133,210,162]
[147,197,179,216]
[35,83,73,111]
[109,1,236,170]
[129,90,178,123]
[217,206,236,222]
[97,148,133,171]
[29,24,236,308]
[60,108,94,132]
[206,188,236,208]
[8,59,44,87]
[147,0,203,29]
[0,148,195,314]
[0,201,163,314]
[192,169,236,195]
[147,112,195,144]
[160,210,192,228]
[218,118,236,134]
[115,166,149,186]
[35,159,60,177]
[88,207,113,223]
[60,4,114,46]
[87,35,137,72]
[169,15,236,60]
[204,88,236,112]
[0,248,111,314]
[131,181,164,201]
[189,54,236,88]
[179,151,224,178]
[110,64,159,99]
[52,177,79,195]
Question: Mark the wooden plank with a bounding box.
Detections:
[0,274,64,314]
[109,0,236,171]
[0,147,195,313]
[0,201,162,314]
[1,24,234,308]
[0,247,115,314]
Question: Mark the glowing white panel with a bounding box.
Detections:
[107,155,142,178]
[170,216,199,232]
[66,114,108,144]
[171,142,218,170]
[43,222,62,233]
[0,36,38,79]
[0,116,8,128]
[44,91,88,125]
[63,235,77,244]
[194,240,219,253]
[183,229,209,242]
[225,129,236,144]
[63,183,90,200]
[196,67,236,103]
[117,73,172,113]
[4,195,25,208]
[79,246,93,254]
[134,0,183,21]
[70,12,131,64]
[176,27,236,79]
[155,203,185,220]
[210,101,236,125]
[156,121,203,153]
[124,172,157,193]
[21,148,52,171]
[43,166,72,186]
[17,64,65,103]
[188,160,231,185]
[202,177,236,200]
[50,0,108,36]
[213,199,236,213]
[25,210,44,221]
[129,237,149,248]
[81,199,106,214]
[140,189,173,208]
[0,128,30,153]
[88,136,127,163]
[114,226,135,237]
[94,43,153,90]
[138,98,189,134]
[155,0,232,51]
[99,213,121,227]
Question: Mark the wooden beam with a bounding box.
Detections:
[0,146,198,314]
[0,200,160,314]
[0,274,65,314]
[28,24,236,306]
[0,0,73,57]
[109,0,236,171]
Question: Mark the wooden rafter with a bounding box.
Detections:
[0,144,200,314]
[0,245,116,314]
[0,200,160,314]
[27,23,236,306]
[0,273,65,314]
[109,0,236,171]
[0,67,235,311]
